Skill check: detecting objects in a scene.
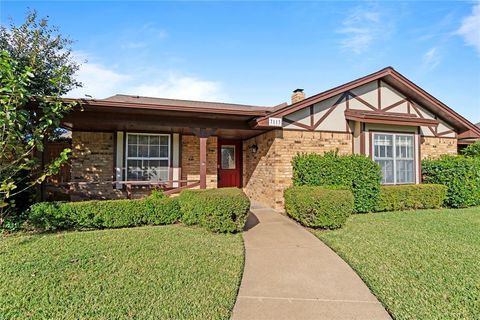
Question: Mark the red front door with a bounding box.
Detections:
[217,139,242,188]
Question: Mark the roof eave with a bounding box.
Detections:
[64,98,269,117]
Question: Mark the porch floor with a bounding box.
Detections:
[231,202,391,320]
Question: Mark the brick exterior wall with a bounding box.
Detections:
[67,130,458,207]
[243,129,352,210]
[181,135,218,188]
[71,131,123,200]
[420,137,457,159]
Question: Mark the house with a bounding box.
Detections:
[49,67,480,209]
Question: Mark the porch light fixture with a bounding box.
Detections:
[249,144,258,154]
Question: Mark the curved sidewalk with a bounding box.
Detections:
[231,202,391,320]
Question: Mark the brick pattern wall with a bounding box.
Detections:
[71,131,124,200]
[181,135,218,188]
[243,130,352,210]
[243,130,277,207]
[420,137,457,159]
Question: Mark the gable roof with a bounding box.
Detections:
[253,67,480,137]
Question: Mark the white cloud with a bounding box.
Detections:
[65,52,226,101]
[66,52,130,98]
[423,47,441,70]
[338,6,388,54]
[127,73,226,101]
[457,3,480,55]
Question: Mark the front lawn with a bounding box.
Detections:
[314,207,480,320]
[0,225,244,319]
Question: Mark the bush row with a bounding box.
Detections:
[29,188,250,233]
[422,155,480,208]
[375,184,447,212]
[292,152,381,213]
[284,186,354,229]
[284,184,448,229]
[179,188,250,233]
[29,193,180,231]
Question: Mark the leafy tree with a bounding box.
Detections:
[0,10,81,95]
[0,51,74,226]
[462,140,480,158]
[0,11,81,228]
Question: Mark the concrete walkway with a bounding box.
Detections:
[231,202,391,320]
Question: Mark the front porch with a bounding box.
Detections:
[44,96,272,201]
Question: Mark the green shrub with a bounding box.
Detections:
[284,186,354,229]
[422,156,480,208]
[28,193,181,231]
[375,184,447,212]
[461,141,480,158]
[178,190,202,226]
[292,152,381,213]
[29,202,74,231]
[145,197,181,225]
[179,188,250,233]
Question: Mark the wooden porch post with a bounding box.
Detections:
[199,136,207,189]
[192,128,217,190]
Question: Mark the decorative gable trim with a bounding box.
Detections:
[252,67,480,138]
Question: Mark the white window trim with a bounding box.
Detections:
[372,132,417,185]
[125,133,171,182]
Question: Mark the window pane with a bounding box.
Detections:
[376,160,394,184]
[138,135,149,144]
[127,145,137,157]
[128,134,138,145]
[396,160,414,183]
[160,136,169,146]
[374,134,393,159]
[150,136,159,145]
[396,135,413,159]
[125,134,170,181]
[149,146,160,157]
[160,146,169,158]
[138,145,149,157]
[127,160,140,181]
[221,146,236,169]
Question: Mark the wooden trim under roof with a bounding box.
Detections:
[344,110,439,127]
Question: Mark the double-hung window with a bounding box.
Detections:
[373,133,415,184]
[125,133,170,181]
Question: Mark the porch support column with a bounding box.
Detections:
[199,136,207,189]
[192,128,217,190]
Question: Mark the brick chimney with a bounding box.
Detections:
[291,89,305,104]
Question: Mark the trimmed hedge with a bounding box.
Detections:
[422,156,480,208]
[292,152,381,213]
[29,195,180,231]
[179,188,250,233]
[284,186,354,229]
[462,141,480,158]
[375,184,447,212]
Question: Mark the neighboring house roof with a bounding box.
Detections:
[252,67,480,137]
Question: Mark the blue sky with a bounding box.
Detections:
[1,1,479,122]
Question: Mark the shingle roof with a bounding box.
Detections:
[103,94,285,113]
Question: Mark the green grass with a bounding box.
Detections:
[314,207,480,320]
[0,225,244,319]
